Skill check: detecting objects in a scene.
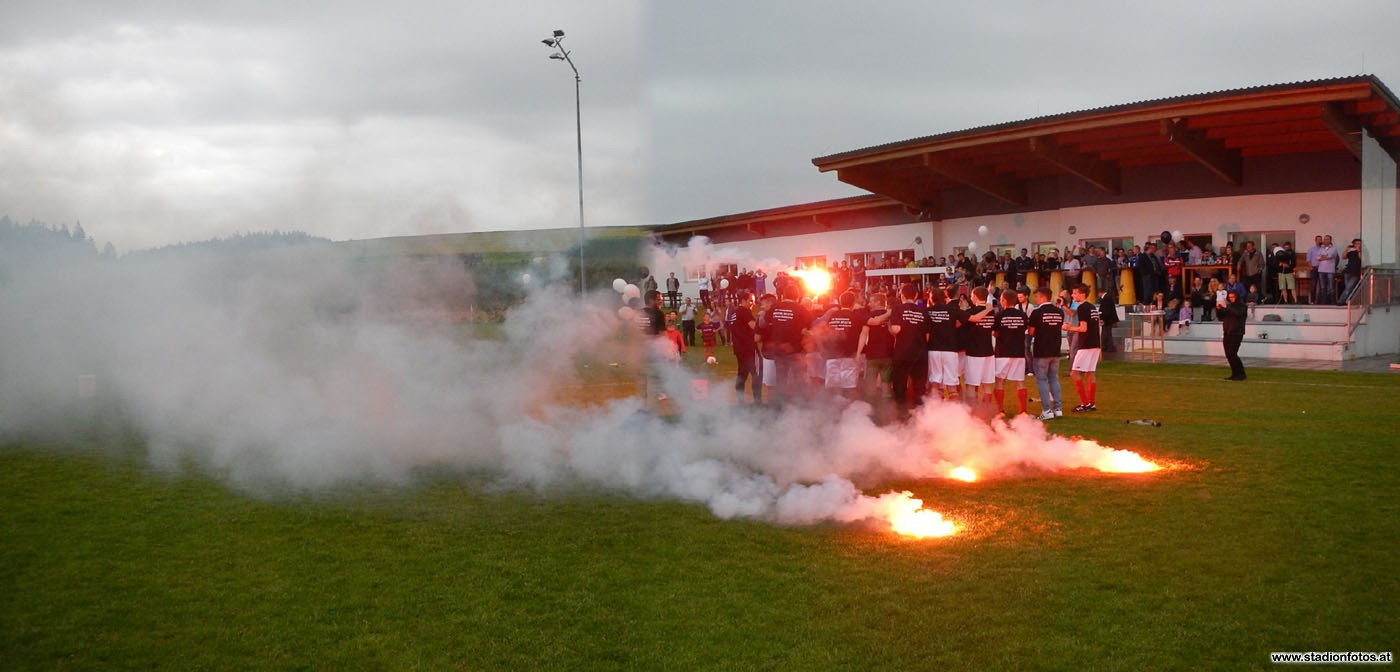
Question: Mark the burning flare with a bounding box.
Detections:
[1089,446,1163,473]
[879,492,958,538]
[791,268,832,297]
[949,466,978,482]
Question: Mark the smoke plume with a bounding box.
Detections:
[0,239,1149,534]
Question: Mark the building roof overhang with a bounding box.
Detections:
[811,75,1400,213]
[650,194,915,239]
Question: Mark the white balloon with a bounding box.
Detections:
[967,241,978,251]
[521,273,531,283]
[720,278,730,289]
[612,278,627,292]
[618,306,635,319]
[623,284,640,298]
[977,225,990,236]
[1171,230,1184,242]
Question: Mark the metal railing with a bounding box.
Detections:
[1345,264,1400,337]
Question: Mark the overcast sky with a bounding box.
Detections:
[2,1,1398,252]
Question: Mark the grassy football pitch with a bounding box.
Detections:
[3,357,1398,670]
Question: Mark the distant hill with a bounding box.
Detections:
[127,231,334,258]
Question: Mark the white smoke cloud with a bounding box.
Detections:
[0,242,1153,534]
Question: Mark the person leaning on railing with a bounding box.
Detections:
[1339,239,1363,304]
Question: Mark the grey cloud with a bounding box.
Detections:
[1,1,1398,248]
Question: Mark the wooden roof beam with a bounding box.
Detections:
[1028,136,1121,194]
[1160,118,1243,186]
[1320,102,1364,159]
[921,153,1028,206]
[835,166,943,218]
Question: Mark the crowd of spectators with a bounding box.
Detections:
[674,230,1361,322]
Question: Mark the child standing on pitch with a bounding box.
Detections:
[697,310,721,361]
[664,313,686,362]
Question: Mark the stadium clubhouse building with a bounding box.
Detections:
[646,75,1400,362]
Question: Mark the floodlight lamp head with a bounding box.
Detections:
[542,38,556,47]
[549,53,565,60]
[553,29,565,38]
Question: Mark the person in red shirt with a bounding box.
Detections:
[696,310,719,360]
[663,313,686,362]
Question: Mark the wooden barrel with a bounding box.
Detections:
[1082,269,1097,296]
[1049,270,1064,296]
[994,271,1007,287]
[1026,271,1040,290]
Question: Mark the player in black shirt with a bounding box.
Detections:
[761,283,811,405]
[924,287,961,402]
[1028,287,1066,419]
[888,283,929,411]
[727,291,761,404]
[962,287,998,411]
[992,290,1030,415]
[1063,284,1102,411]
[857,292,893,404]
[817,291,862,397]
[637,290,668,408]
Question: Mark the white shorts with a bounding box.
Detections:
[964,356,997,385]
[762,358,777,386]
[994,357,1027,381]
[927,351,960,385]
[824,358,859,389]
[1072,348,1101,372]
[807,352,825,380]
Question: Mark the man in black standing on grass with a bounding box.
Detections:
[727,291,762,405]
[760,283,810,405]
[1098,285,1120,353]
[888,283,930,413]
[1219,288,1247,381]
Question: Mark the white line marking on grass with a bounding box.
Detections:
[1109,372,1400,391]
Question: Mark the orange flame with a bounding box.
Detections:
[791,268,832,297]
[949,466,978,482]
[1093,448,1163,473]
[885,495,958,538]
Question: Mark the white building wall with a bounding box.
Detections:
[650,189,1364,297]
[649,220,934,291]
[943,190,1360,254]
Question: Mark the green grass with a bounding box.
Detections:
[3,360,1399,670]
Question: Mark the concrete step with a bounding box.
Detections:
[1126,335,1349,360]
[1152,321,1351,342]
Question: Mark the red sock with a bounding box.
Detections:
[1016,388,1028,413]
[1088,382,1097,405]
[1074,379,1088,404]
[994,388,1005,409]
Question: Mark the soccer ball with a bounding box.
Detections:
[705,356,717,365]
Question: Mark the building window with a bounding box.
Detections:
[795,255,827,269]
[847,249,914,269]
[1080,236,1135,252]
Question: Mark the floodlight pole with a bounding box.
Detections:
[543,30,586,293]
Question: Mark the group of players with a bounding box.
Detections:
[713,280,1107,420]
